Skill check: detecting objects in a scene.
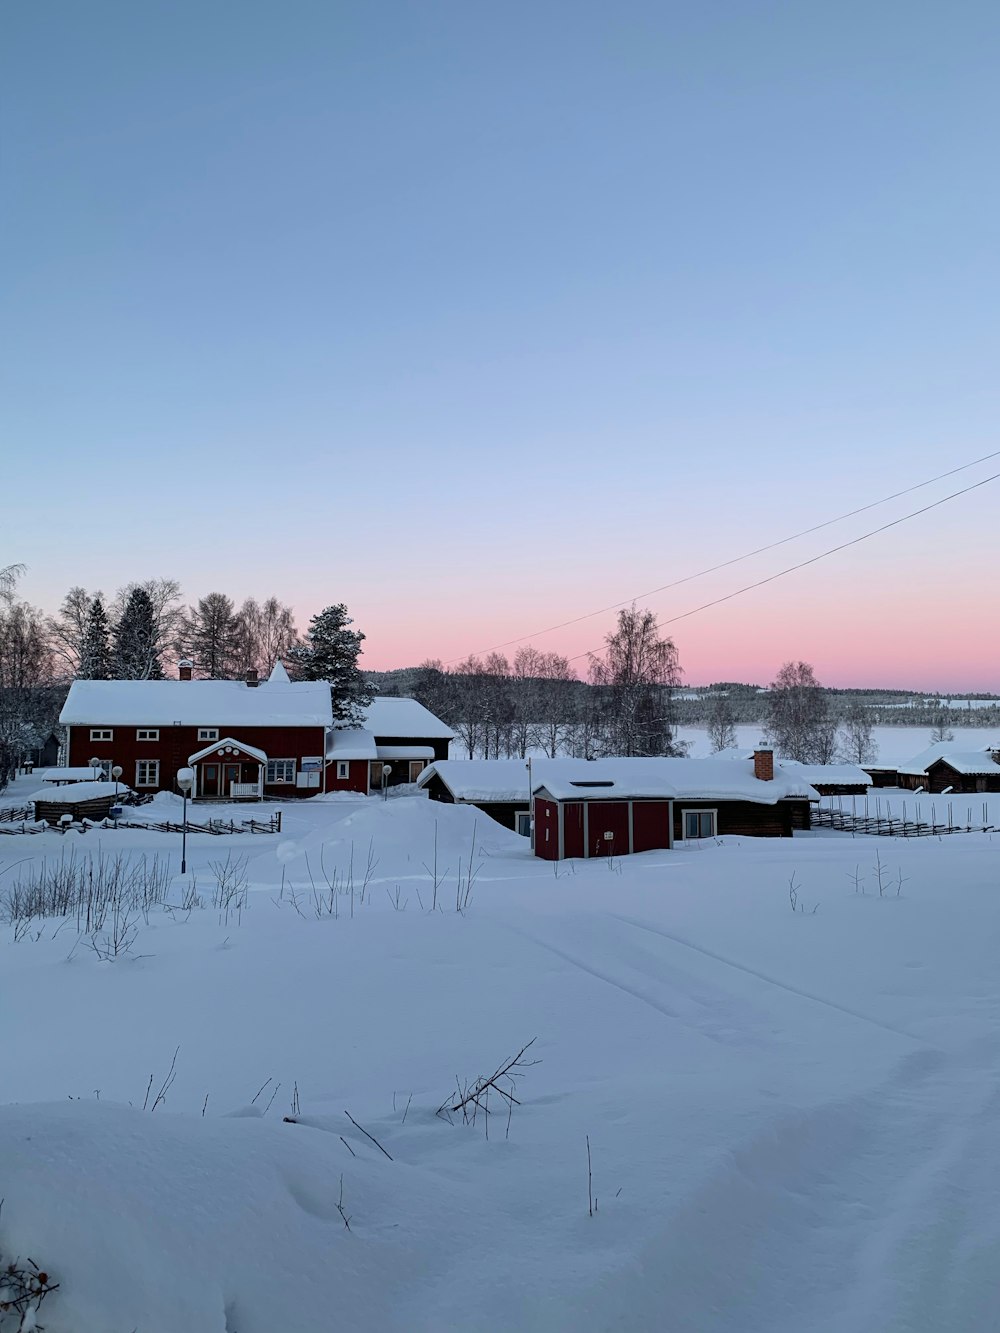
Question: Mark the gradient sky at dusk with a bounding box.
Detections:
[4,2,1000,690]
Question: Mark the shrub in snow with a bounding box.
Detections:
[0,1250,58,1331]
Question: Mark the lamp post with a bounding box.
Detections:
[176,767,194,875]
[382,763,392,801]
[111,765,122,799]
[89,755,102,783]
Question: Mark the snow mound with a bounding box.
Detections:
[0,1101,425,1332]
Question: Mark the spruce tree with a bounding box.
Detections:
[78,595,112,679]
[289,603,373,725]
[113,587,164,680]
[184,592,239,678]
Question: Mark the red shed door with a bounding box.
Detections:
[201,764,219,797]
[588,801,629,857]
[563,803,584,859]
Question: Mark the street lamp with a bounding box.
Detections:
[382,763,392,801]
[111,765,123,798]
[89,755,102,783]
[176,767,194,874]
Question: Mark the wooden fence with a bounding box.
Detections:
[0,811,282,837]
[0,806,33,825]
[815,796,994,838]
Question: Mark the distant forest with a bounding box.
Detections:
[369,668,1000,736]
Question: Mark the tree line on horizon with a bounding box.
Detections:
[1,561,989,788]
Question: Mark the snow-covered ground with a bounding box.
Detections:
[2,773,1000,1331]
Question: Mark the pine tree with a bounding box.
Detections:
[289,603,373,725]
[78,595,112,679]
[113,587,164,680]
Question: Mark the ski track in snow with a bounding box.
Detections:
[609,912,928,1045]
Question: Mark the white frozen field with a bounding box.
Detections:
[3,774,1000,1331]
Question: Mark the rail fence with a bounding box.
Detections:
[815,796,994,838]
[0,806,33,824]
[0,812,282,837]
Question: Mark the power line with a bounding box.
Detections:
[566,468,1000,663]
[445,447,1000,665]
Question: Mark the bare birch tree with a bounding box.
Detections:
[588,606,683,756]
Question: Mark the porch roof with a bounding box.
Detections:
[188,737,268,765]
[376,745,435,761]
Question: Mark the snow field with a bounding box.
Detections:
[2,780,1000,1330]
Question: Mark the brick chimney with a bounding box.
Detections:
[753,748,774,782]
[245,668,259,688]
[178,660,193,682]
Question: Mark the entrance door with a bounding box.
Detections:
[224,763,240,795]
[201,764,219,797]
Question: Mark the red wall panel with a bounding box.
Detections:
[632,800,672,853]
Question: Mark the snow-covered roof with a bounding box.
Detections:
[326,729,378,761]
[924,751,1000,776]
[188,738,268,765]
[419,758,817,805]
[361,697,453,741]
[418,760,535,803]
[37,767,100,782]
[376,745,435,761]
[60,679,333,728]
[897,742,1000,777]
[28,782,125,805]
[778,761,871,786]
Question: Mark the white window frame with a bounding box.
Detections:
[515,811,532,837]
[135,759,160,788]
[266,759,296,784]
[336,761,350,780]
[681,807,717,840]
[136,728,159,741]
[197,727,219,742]
[90,728,113,742]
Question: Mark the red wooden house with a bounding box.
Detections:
[60,663,453,801]
[60,662,333,800]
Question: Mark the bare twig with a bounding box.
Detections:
[437,1038,540,1135]
[344,1110,393,1161]
[250,1077,272,1106]
[336,1174,351,1231]
[151,1045,180,1111]
[587,1135,594,1217]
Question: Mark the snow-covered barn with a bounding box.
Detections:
[894,742,1000,793]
